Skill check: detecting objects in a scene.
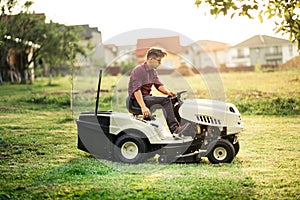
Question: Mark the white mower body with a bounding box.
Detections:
[76,70,244,164]
[179,99,244,134]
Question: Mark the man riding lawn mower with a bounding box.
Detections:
[76,48,243,164]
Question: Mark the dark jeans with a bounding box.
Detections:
[143,96,178,133]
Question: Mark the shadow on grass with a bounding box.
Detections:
[44,156,255,199]
[34,155,255,199]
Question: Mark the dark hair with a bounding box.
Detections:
[146,48,167,59]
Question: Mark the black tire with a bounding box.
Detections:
[233,141,240,156]
[207,139,235,164]
[114,134,147,164]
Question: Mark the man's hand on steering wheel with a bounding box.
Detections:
[168,90,187,101]
[167,91,177,97]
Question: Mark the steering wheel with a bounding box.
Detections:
[169,90,187,101]
[176,90,187,99]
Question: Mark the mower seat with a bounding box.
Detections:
[126,96,142,115]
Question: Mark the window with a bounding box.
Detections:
[268,46,281,55]
[237,48,249,58]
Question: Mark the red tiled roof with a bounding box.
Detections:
[135,36,181,56]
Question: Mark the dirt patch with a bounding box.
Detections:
[280,56,300,70]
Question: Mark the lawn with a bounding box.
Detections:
[0,70,299,199]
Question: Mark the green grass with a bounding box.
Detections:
[0,71,300,199]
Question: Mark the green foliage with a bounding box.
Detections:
[194,0,300,50]
[120,60,135,74]
[0,0,88,83]
[237,97,300,116]
[40,24,86,68]
[26,93,70,106]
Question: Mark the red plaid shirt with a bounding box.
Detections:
[128,62,163,99]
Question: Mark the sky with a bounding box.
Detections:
[30,0,288,46]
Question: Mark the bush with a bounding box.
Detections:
[4,93,72,111]
[29,94,70,106]
[236,97,300,116]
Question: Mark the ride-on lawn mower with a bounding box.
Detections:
[76,70,244,164]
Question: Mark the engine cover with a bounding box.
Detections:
[179,99,244,134]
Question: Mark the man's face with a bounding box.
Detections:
[148,57,162,69]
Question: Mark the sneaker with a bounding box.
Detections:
[172,123,190,138]
[172,134,181,140]
[172,133,181,139]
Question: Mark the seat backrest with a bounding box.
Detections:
[126,96,142,115]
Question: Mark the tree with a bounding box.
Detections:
[1,12,46,82]
[0,0,87,84]
[194,0,300,50]
[37,22,86,84]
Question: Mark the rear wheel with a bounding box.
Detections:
[114,134,147,164]
[207,139,235,164]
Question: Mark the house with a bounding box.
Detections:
[182,40,229,69]
[102,34,299,75]
[104,44,119,66]
[73,24,104,67]
[104,44,136,66]
[228,35,298,68]
[135,36,182,69]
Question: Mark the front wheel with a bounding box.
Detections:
[233,141,240,156]
[114,134,147,164]
[207,139,235,164]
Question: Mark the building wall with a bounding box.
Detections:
[229,42,298,67]
[75,27,104,67]
[90,31,105,66]
[228,48,251,67]
[162,53,181,69]
[282,44,298,63]
[249,47,263,66]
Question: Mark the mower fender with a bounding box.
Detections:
[204,139,218,156]
[109,113,166,144]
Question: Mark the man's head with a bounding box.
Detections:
[146,48,167,69]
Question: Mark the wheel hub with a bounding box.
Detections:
[121,141,138,159]
[213,147,227,161]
